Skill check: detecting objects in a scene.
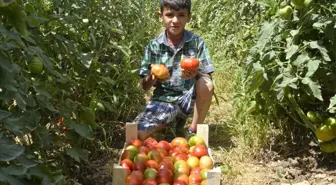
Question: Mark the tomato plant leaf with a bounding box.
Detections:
[1,165,27,176]
[73,123,94,140]
[65,147,89,162]
[307,41,331,62]
[292,53,310,66]
[286,45,299,60]
[302,77,323,101]
[0,110,12,121]
[0,53,13,72]
[327,95,336,113]
[305,59,320,77]
[0,136,25,162]
[0,170,27,185]
[14,93,27,111]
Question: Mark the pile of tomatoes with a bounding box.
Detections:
[119,136,214,185]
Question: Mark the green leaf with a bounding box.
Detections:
[0,53,13,72]
[1,165,27,176]
[65,147,89,162]
[292,53,310,66]
[286,45,299,60]
[308,41,331,62]
[101,77,116,85]
[0,136,24,162]
[73,123,94,140]
[0,110,12,121]
[302,77,323,101]
[0,170,26,185]
[15,93,27,111]
[327,95,336,113]
[305,59,320,77]
[247,63,265,93]
[79,107,96,127]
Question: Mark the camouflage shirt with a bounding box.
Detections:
[139,30,214,103]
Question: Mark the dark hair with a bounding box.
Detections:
[160,0,191,13]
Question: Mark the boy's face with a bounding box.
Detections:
[159,7,191,39]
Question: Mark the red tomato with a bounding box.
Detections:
[156,140,171,152]
[156,169,173,184]
[170,137,189,148]
[189,173,202,184]
[191,145,208,158]
[145,160,159,170]
[143,179,158,185]
[159,158,174,172]
[174,173,189,184]
[190,167,203,174]
[180,58,199,71]
[120,159,133,168]
[157,149,168,158]
[171,146,189,154]
[143,137,159,150]
[174,153,188,163]
[132,160,145,173]
[126,170,144,185]
[127,139,142,148]
[173,179,188,185]
[139,146,150,154]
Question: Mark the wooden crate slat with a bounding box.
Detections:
[196,124,209,146]
[112,164,127,185]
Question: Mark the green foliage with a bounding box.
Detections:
[0,0,159,184]
[243,0,336,144]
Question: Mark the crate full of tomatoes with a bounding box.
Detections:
[112,123,221,185]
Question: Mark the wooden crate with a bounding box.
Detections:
[112,122,222,185]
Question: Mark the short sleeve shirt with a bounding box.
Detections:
[139,30,214,103]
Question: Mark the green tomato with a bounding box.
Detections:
[319,139,336,153]
[291,0,304,9]
[28,57,43,74]
[279,6,293,20]
[0,0,14,7]
[325,117,336,126]
[304,0,313,7]
[306,111,323,124]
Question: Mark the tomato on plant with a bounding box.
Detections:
[278,5,293,20]
[28,57,44,74]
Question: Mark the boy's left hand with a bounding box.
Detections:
[181,69,198,79]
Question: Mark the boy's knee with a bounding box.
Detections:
[196,76,214,96]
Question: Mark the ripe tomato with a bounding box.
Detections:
[190,167,203,174]
[159,158,174,172]
[151,64,170,80]
[199,156,213,169]
[156,169,173,184]
[132,160,145,173]
[180,58,199,71]
[174,153,188,163]
[174,160,190,175]
[156,140,171,152]
[143,179,158,185]
[145,160,160,170]
[173,179,188,185]
[170,137,189,148]
[134,153,149,164]
[128,139,142,148]
[191,145,208,158]
[139,146,150,154]
[189,173,202,184]
[174,173,189,184]
[187,156,199,169]
[126,170,144,185]
[144,137,159,150]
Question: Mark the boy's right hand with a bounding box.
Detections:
[151,73,170,83]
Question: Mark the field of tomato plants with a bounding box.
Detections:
[0,0,335,184]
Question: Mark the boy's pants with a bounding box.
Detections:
[134,85,196,132]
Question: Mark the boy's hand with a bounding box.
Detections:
[181,69,197,79]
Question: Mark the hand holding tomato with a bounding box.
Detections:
[181,69,198,79]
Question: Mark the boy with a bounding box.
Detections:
[135,0,214,140]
